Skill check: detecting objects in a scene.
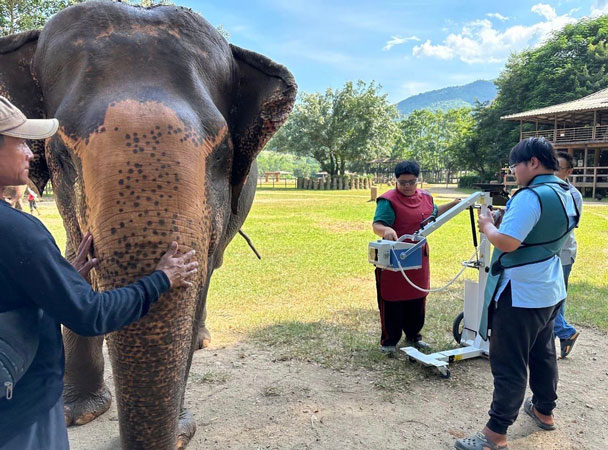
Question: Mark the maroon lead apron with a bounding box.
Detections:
[377,188,433,301]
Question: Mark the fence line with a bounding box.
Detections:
[296,176,372,190]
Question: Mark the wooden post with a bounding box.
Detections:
[554,116,557,143]
[593,111,597,140]
[593,148,600,199]
[593,166,597,200]
[370,186,378,201]
[584,147,589,197]
[332,177,337,190]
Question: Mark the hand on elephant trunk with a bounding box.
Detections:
[156,242,198,288]
[70,232,99,278]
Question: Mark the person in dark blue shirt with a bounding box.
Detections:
[0,96,198,449]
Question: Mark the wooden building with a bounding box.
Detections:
[502,88,608,199]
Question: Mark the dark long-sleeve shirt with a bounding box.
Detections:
[0,200,170,440]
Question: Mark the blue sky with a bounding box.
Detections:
[182,1,608,102]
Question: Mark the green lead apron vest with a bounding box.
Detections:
[478,174,580,340]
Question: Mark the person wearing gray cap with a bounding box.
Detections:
[0,96,199,449]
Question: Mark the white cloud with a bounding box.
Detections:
[383,35,420,51]
[412,5,576,64]
[531,3,557,20]
[591,0,608,17]
[487,13,509,21]
[412,40,454,60]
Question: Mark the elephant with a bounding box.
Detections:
[0,1,296,449]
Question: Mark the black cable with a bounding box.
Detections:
[469,206,478,248]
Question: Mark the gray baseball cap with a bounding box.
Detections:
[0,96,58,139]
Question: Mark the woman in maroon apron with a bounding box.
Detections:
[372,160,460,354]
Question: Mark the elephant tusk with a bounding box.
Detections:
[238,229,261,260]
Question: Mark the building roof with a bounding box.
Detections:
[501,88,608,122]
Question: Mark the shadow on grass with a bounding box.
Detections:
[246,306,467,391]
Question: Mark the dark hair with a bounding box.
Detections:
[394,160,420,178]
[508,137,558,171]
[556,151,574,169]
[0,134,4,147]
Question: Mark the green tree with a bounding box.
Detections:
[394,107,474,177]
[256,150,320,178]
[458,101,508,178]
[0,0,85,35]
[0,1,233,39]
[467,15,608,174]
[267,80,399,176]
[290,155,320,178]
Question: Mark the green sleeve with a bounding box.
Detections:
[432,203,438,217]
[373,199,395,226]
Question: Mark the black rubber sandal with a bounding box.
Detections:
[523,397,556,430]
[560,331,580,358]
[454,432,508,450]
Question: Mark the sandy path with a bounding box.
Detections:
[68,327,608,450]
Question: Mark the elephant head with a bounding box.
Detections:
[0,2,295,448]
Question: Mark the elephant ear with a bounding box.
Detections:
[229,44,297,213]
[0,30,49,194]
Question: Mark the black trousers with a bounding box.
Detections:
[375,269,426,345]
[486,283,563,435]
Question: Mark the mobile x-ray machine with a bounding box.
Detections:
[368,185,508,378]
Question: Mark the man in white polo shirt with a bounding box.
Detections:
[554,151,583,358]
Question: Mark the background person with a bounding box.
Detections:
[0,96,198,449]
[26,186,40,215]
[372,160,460,355]
[456,137,579,450]
[554,151,583,358]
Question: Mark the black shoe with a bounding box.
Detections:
[559,331,580,359]
[523,397,556,430]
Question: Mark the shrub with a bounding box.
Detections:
[458,174,492,188]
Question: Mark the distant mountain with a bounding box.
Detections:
[396,80,497,115]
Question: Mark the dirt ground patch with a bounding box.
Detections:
[69,327,608,450]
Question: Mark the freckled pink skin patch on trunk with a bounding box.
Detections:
[58,99,228,449]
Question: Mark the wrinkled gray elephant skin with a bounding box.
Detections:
[0,1,296,448]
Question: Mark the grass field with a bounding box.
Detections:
[36,187,608,384]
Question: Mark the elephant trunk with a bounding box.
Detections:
[74,100,220,448]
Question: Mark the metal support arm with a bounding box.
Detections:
[415,191,488,239]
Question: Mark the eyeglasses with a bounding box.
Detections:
[508,162,523,173]
[396,179,418,186]
[558,166,572,171]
